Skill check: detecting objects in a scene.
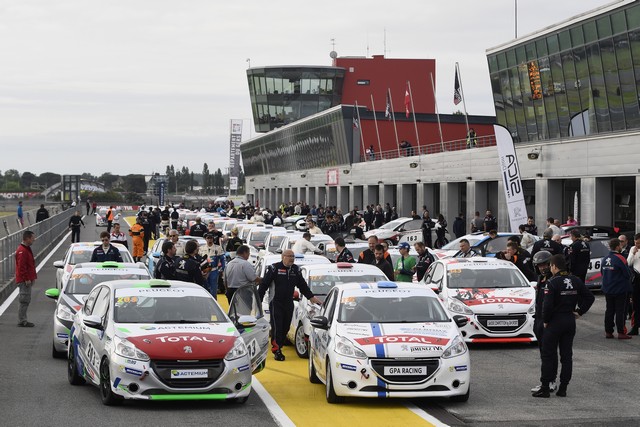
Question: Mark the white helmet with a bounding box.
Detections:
[272,217,282,226]
[296,219,307,231]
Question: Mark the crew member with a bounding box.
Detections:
[568,230,590,283]
[259,249,322,361]
[90,232,124,262]
[189,217,208,237]
[394,242,416,282]
[292,232,322,254]
[627,233,640,336]
[175,240,207,288]
[224,245,260,303]
[421,210,435,248]
[531,228,565,258]
[601,238,632,339]
[497,242,536,281]
[374,244,394,280]
[334,237,354,263]
[35,204,49,223]
[225,228,243,259]
[109,222,128,248]
[128,217,145,262]
[358,235,392,266]
[68,210,85,243]
[170,207,179,230]
[106,206,114,233]
[414,242,435,282]
[201,232,225,299]
[154,241,177,280]
[533,255,594,398]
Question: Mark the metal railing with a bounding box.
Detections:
[0,208,75,285]
[360,134,497,162]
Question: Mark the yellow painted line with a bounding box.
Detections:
[216,298,436,427]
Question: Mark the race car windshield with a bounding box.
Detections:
[268,236,286,252]
[378,218,406,230]
[441,236,482,250]
[114,295,226,324]
[249,231,270,246]
[447,268,529,289]
[69,250,133,265]
[339,295,448,323]
[66,273,149,294]
[308,274,387,295]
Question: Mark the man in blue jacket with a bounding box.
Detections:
[601,238,633,339]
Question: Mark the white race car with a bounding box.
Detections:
[421,257,537,343]
[308,281,470,403]
[287,262,388,358]
[67,280,269,405]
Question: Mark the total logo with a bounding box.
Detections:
[156,335,216,343]
[354,335,450,346]
[463,297,532,306]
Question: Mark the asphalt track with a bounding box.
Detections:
[1,214,639,426]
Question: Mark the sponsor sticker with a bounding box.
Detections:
[354,334,450,346]
[56,333,69,339]
[454,365,468,371]
[237,364,250,372]
[339,363,357,372]
[124,367,144,376]
[170,369,208,379]
[383,366,426,375]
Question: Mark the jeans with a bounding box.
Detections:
[18,282,33,323]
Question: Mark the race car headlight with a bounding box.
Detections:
[442,336,467,359]
[448,298,473,315]
[527,304,535,314]
[56,304,74,321]
[224,337,248,361]
[334,335,367,359]
[114,336,150,361]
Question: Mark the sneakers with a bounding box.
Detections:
[17,321,34,327]
[273,350,285,361]
[556,384,567,397]
[532,386,550,398]
[531,381,556,393]
[618,333,633,340]
[605,332,614,339]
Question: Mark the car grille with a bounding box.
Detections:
[477,314,527,333]
[150,359,224,389]
[370,358,440,384]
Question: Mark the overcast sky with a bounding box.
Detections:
[0,0,614,176]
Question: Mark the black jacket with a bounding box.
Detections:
[90,245,123,263]
[568,239,590,278]
[35,207,49,223]
[531,238,565,258]
[415,250,435,282]
[259,262,314,305]
[175,255,207,287]
[154,255,177,280]
[336,247,355,263]
[452,217,465,238]
[375,258,395,281]
[542,270,594,323]
[69,215,85,229]
[189,223,208,237]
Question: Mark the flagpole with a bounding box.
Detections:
[388,87,400,158]
[430,72,444,152]
[370,94,383,158]
[355,101,366,161]
[407,80,420,154]
[456,62,470,138]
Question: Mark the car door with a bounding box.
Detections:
[482,236,511,256]
[428,263,446,301]
[77,286,107,384]
[313,289,338,381]
[227,284,270,374]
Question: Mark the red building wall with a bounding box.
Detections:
[335,55,436,114]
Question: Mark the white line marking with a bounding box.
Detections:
[251,376,295,427]
[0,229,72,317]
[405,402,450,427]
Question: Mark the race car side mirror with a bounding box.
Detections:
[45,288,60,300]
[53,260,64,268]
[236,315,257,329]
[83,315,104,331]
[453,315,468,328]
[310,316,329,330]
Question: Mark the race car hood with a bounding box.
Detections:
[446,287,534,313]
[364,229,396,240]
[337,322,454,358]
[117,323,238,360]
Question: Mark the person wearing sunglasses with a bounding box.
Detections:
[90,231,124,263]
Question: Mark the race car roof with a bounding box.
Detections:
[438,257,518,269]
[336,281,437,296]
[302,263,383,274]
[72,262,149,274]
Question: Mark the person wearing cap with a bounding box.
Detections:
[394,242,416,282]
[531,228,565,258]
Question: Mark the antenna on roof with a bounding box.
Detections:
[330,37,336,51]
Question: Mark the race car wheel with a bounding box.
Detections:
[450,386,470,402]
[100,359,123,406]
[67,342,85,386]
[294,324,309,359]
[52,342,66,359]
[308,350,321,384]
[325,364,344,403]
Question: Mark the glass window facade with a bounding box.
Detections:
[246,67,345,133]
[487,3,640,142]
[240,106,353,176]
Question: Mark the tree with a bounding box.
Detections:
[202,163,211,194]
[99,172,119,190]
[121,174,146,193]
[213,168,224,195]
[20,172,37,189]
[166,165,175,194]
[81,172,96,180]
[39,172,62,188]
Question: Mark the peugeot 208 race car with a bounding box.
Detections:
[45,262,150,358]
[308,282,470,403]
[67,280,269,405]
[421,257,537,343]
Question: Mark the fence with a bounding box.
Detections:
[0,208,75,293]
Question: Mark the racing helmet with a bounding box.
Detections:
[272,217,282,226]
[532,250,552,266]
[296,219,307,231]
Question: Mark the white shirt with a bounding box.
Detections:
[307,225,322,235]
[628,246,640,273]
[292,238,319,254]
[548,224,562,237]
[520,231,535,250]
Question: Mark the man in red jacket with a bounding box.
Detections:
[16,230,37,327]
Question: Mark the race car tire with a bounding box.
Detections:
[100,359,123,406]
[308,350,321,384]
[325,363,344,404]
[294,324,309,359]
[52,342,66,359]
[449,386,470,402]
[67,342,85,385]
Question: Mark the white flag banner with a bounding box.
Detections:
[494,125,528,233]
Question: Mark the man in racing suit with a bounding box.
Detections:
[414,242,435,282]
[531,250,555,393]
[175,240,207,288]
[568,229,590,284]
[154,241,177,280]
[90,232,124,263]
[533,254,594,398]
[258,249,322,361]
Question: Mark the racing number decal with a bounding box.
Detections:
[588,260,601,270]
[405,234,419,242]
[86,342,100,372]
[247,339,259,359]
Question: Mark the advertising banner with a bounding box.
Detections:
[494,125,528,233]
[229,119,243,178]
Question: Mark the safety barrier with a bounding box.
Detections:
[0,208,75,303]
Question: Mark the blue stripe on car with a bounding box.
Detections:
[371,323,386,398]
